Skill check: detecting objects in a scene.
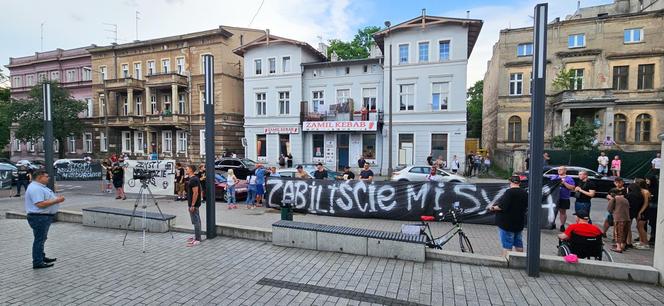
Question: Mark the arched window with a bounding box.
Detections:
[508,116,522,142]
[613,114,627,143]
[635,113,651,143]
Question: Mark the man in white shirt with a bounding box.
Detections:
[597,152,609,177]
[652,153,661,177]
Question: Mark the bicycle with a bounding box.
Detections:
[401,205,474,253]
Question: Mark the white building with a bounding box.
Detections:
[234,14,483,174]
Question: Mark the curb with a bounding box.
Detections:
[426,249,508,268]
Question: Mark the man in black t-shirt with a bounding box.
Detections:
[574,171,596,215]
[14,165,32,197]
[489,176,528,256]
[313,163,328,180]
[185,165,202,246]
[359,163,374,182]
[339,166,355,180]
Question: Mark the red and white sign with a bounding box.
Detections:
[303,121,377,132]
[263,127,300,134]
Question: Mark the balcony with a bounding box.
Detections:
[103,78,145,91]
[144,72,188,87]
[550,88,664,109]
[145,113,190,127]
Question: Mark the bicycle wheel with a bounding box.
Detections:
[601,248,614,262]
[458,232,474,253]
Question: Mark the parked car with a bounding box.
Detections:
[275,167,341,180]
[214,158,257,180]
[31,160,47,170]
[53,158,87,168]
[390,165,467,183]
[0,163,18,186]
[520,166,632,198]
[213,172,248,202]
[0,158,15,166]
[16,160,41,171]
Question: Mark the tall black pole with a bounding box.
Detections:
[387,43,393,176]
[203,55,217,239]
[43,83,55,190]
[527,3,548,277]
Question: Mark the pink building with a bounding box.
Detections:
[5,46,94,161]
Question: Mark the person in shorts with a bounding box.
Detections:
[254,164,266,207]
[597,152,609,176]
[548,166,576,231]
[488,176,528,257]
[608,189,630,253]
[175,162,186,201]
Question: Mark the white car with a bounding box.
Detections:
[390,165,467,183]
[53,159,87,167]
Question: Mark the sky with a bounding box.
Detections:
[0,0,612,87]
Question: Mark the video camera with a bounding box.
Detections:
[133,168,155,181]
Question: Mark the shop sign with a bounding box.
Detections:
[263,127,300,134]
[303,121,377,131]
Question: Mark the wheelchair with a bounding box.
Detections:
[557,232,614,262]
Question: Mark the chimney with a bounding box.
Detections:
[577,0,581,11]
[421,8,426,28]
[265,29,270,46]
[240,34,244,46]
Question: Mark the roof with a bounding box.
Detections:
[232,34,326,60]
[301,57,380,68]
[6,46,93,68]
[88,26,235,53]
[373,15,483,58]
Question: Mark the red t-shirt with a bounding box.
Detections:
[564,223,602,238]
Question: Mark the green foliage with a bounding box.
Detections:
[11,81,87,158]
[552,119,597,153]
[466,80,483,139]
[327,26,382,60]
[0,88,11,152]
[552,67,574,91]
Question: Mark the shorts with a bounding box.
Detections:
[112,180,123,188]
[557,198,571,210]
[176,182,185,193]
[255,184,265,196]
[614,221,629,244]
[597,165,608,174]
[575,201,591,213]
[498,228,523,250]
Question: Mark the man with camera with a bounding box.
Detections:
[24,170,65,269]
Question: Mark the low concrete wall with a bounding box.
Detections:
[6,210,82,224]
[426,249,508,268]
[317,232,368,256]
[216,223,272,242]
[82,208,175,233]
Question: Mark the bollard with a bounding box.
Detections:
[281,199,293,221]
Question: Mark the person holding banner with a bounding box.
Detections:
[488,176,528,257]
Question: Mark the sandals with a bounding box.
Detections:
[610,248,623,253]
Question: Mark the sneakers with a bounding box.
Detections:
[187,240,201,247]
[634,242,650,250]
[186,237,195,243]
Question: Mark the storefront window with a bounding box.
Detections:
[312,134,324,158]
[431,134,448,160]
[362,134,376,159]
[279,134,290,156]
[257,134,266,157]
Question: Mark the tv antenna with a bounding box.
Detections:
[40,22,45,51]
[103,23,118,44]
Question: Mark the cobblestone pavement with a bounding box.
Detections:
[0,180,654,266]
[1,218,663,305]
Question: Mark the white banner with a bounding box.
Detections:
[303,121,377,131]
[123,160,176,196]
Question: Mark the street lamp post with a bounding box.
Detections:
[43,83,55,190]
[385,21,393,177]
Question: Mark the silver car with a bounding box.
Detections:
[390,165,467,183]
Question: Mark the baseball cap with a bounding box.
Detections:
[573,210,590,220]
[509,175,521,183]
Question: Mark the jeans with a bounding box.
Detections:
[16,180,29,195]
[227,185,236,204]
[498,228,523,250]
[27,214,55,265]
[575,201,591,214]
[189,208,202,241]
[246,186,256,205]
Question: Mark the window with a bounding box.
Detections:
[150,95,157,114]
[176,57,185,74]
[85,98,93,117]
[624,28,643,43]
[439,40,450,61]
[399,84,414,111]
[398,44,409,64]
[121,64,129,78]
[282,56,291,73]
[257,134,267,157]
[362,134,376,159]
[38,72,47,81]
[278,91,290,115]
[26,75,34,86]
[134,63,142,80]
[336,89,350,105]
[12,76,21,87]
[509,73,523,95]
[83,67,92,81]
[50,71,60,81]
[100,66,107,80]
[53,139,59,153]
[147,61,155,75]
[255,59,262,75]
[398,134,414,165]
[122,97,129,116]
[135,96,142,116]
[345,67,350,75]
[13,139,20,152]
[121,132,131,153]
[418,42,429,62]
[432,82,449,110]
[99,95,106,116]
[570,69,584,90]
[431,134,448,161]
[517,43,533,56]
[164,95,171,112]
[362,88,377,111]
[568,34,585,48]
[178,94,185,114]
[27,141,35,152]
[279,134,290,156]
[508,116,522,142]
[177,131,187,153]
[612,66,629,90]
[635,113,651,143]
[256,92,266,116]
[363,65,368,73]
[68,136,76,153]
[268,58,276,74]
[312,91,324,113]
[312,134,324,158]
[637,64,654,89]
[162,131,172,153]
[100,132,108,152]
[66,70,76,82]
[84,133,92,153]
[161,59,170,73]
[613,114,627,143]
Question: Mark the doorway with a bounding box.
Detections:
[337,134,349,170]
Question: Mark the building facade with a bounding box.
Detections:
[237,13,482,174]
[5,46,94,161]
[85,26,263,162]
[482,0,664,171]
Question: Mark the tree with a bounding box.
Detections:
[551,67,574,91]
[552,119,598,163]
[466,80,483,139]
[327,26,382,60]
[11,81,87,158]
[0,88,11,154]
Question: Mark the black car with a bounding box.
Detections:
[214,158,257,180]
[521,166,632,198]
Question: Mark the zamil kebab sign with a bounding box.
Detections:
[303,121,377,132]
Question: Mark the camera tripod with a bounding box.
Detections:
[122,179,173,253]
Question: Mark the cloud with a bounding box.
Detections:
[70,13,84,22]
